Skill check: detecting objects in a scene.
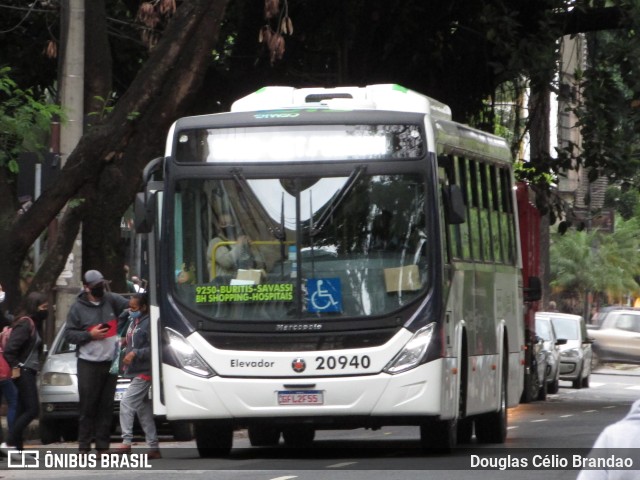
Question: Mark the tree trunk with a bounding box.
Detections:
[10,0,230,304]
[528,84,552,307]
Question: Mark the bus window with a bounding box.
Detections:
[172,173,430,320]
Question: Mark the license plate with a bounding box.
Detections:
[277,390,323,405]
[115,386,129,401]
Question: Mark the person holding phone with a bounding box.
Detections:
[112,293,160,458]
[65,270,129,454]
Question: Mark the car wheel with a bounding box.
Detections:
[581,374,590,388]
[537,377,548,401]
[548,378,559,394]
[39,419,61,445]
[572,369,583,389]
[61,422,79,442]
[521,369,540,403]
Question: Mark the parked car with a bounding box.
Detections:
[540,312,593,389]
[589,309,640,365]
[521,331,549,402]
[535,313,567,394]
[590,306,640,328]
[38,322,193,444]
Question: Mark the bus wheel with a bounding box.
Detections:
[194,421,233,457]
[282,426,315,446]
[248,426,281,446]
[420,418,457,453]
[475,365,507,444]
[457,417,473,444]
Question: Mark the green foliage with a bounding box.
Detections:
[550,216,640,303]
[87,94,139,127]
[0,67,62,173]
[618,189,640,219]
[557,7,640,180]
[604,186,620,208]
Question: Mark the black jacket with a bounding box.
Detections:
[4,316,41,370]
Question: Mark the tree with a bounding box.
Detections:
[0,0,635,313]
[550,217,640,313]
[0,0,231,310]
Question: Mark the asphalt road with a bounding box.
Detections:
[2,365,639,479]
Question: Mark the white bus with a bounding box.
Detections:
[135,84,530,456]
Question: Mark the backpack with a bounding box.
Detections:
[0,326,13,380]
[0,316,35,380]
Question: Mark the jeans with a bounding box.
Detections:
[8,368,38,450]
[77,359,117,451]
[0,378,17,444]
[119,376,158,448]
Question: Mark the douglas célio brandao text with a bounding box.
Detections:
[470,453,634,470]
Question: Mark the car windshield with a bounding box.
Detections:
[611,313,640,332]
[550,317,579,340]
[51,326,77,354]
[536,319,552,341]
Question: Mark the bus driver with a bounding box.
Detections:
[207,213,260,280]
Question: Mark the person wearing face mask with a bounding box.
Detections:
[206,213,263,280]
[2,291,47,452]
[111,293,160,458]
[65,270,129,454]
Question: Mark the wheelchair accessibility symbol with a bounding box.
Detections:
[307,278,342,313]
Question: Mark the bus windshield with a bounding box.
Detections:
[172,172,429,322]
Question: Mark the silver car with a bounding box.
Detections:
[543,312,593,389]
[38,323,192,444]
[589,309,640,365]
[535,313,566,394]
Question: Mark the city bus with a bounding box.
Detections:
[135,84,536,456]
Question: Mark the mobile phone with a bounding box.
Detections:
[100,323,110,330]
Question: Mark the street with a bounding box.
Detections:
[2,367,639,479]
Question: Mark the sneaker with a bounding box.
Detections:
[108,444,131,455]
[147,449,162,460]
[0,444,15,457]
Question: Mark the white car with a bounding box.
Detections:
[539,312,593,389]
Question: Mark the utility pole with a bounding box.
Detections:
[54,0,85,333]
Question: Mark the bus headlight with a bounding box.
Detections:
[383,323,436,374]
[165,328,216,378]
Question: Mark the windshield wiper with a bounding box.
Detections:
[310,165,365,237]
[230,169,285,240]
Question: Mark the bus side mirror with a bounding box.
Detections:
[524,275,542,302]
[134,191,156,234]
[443,185,466,224]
